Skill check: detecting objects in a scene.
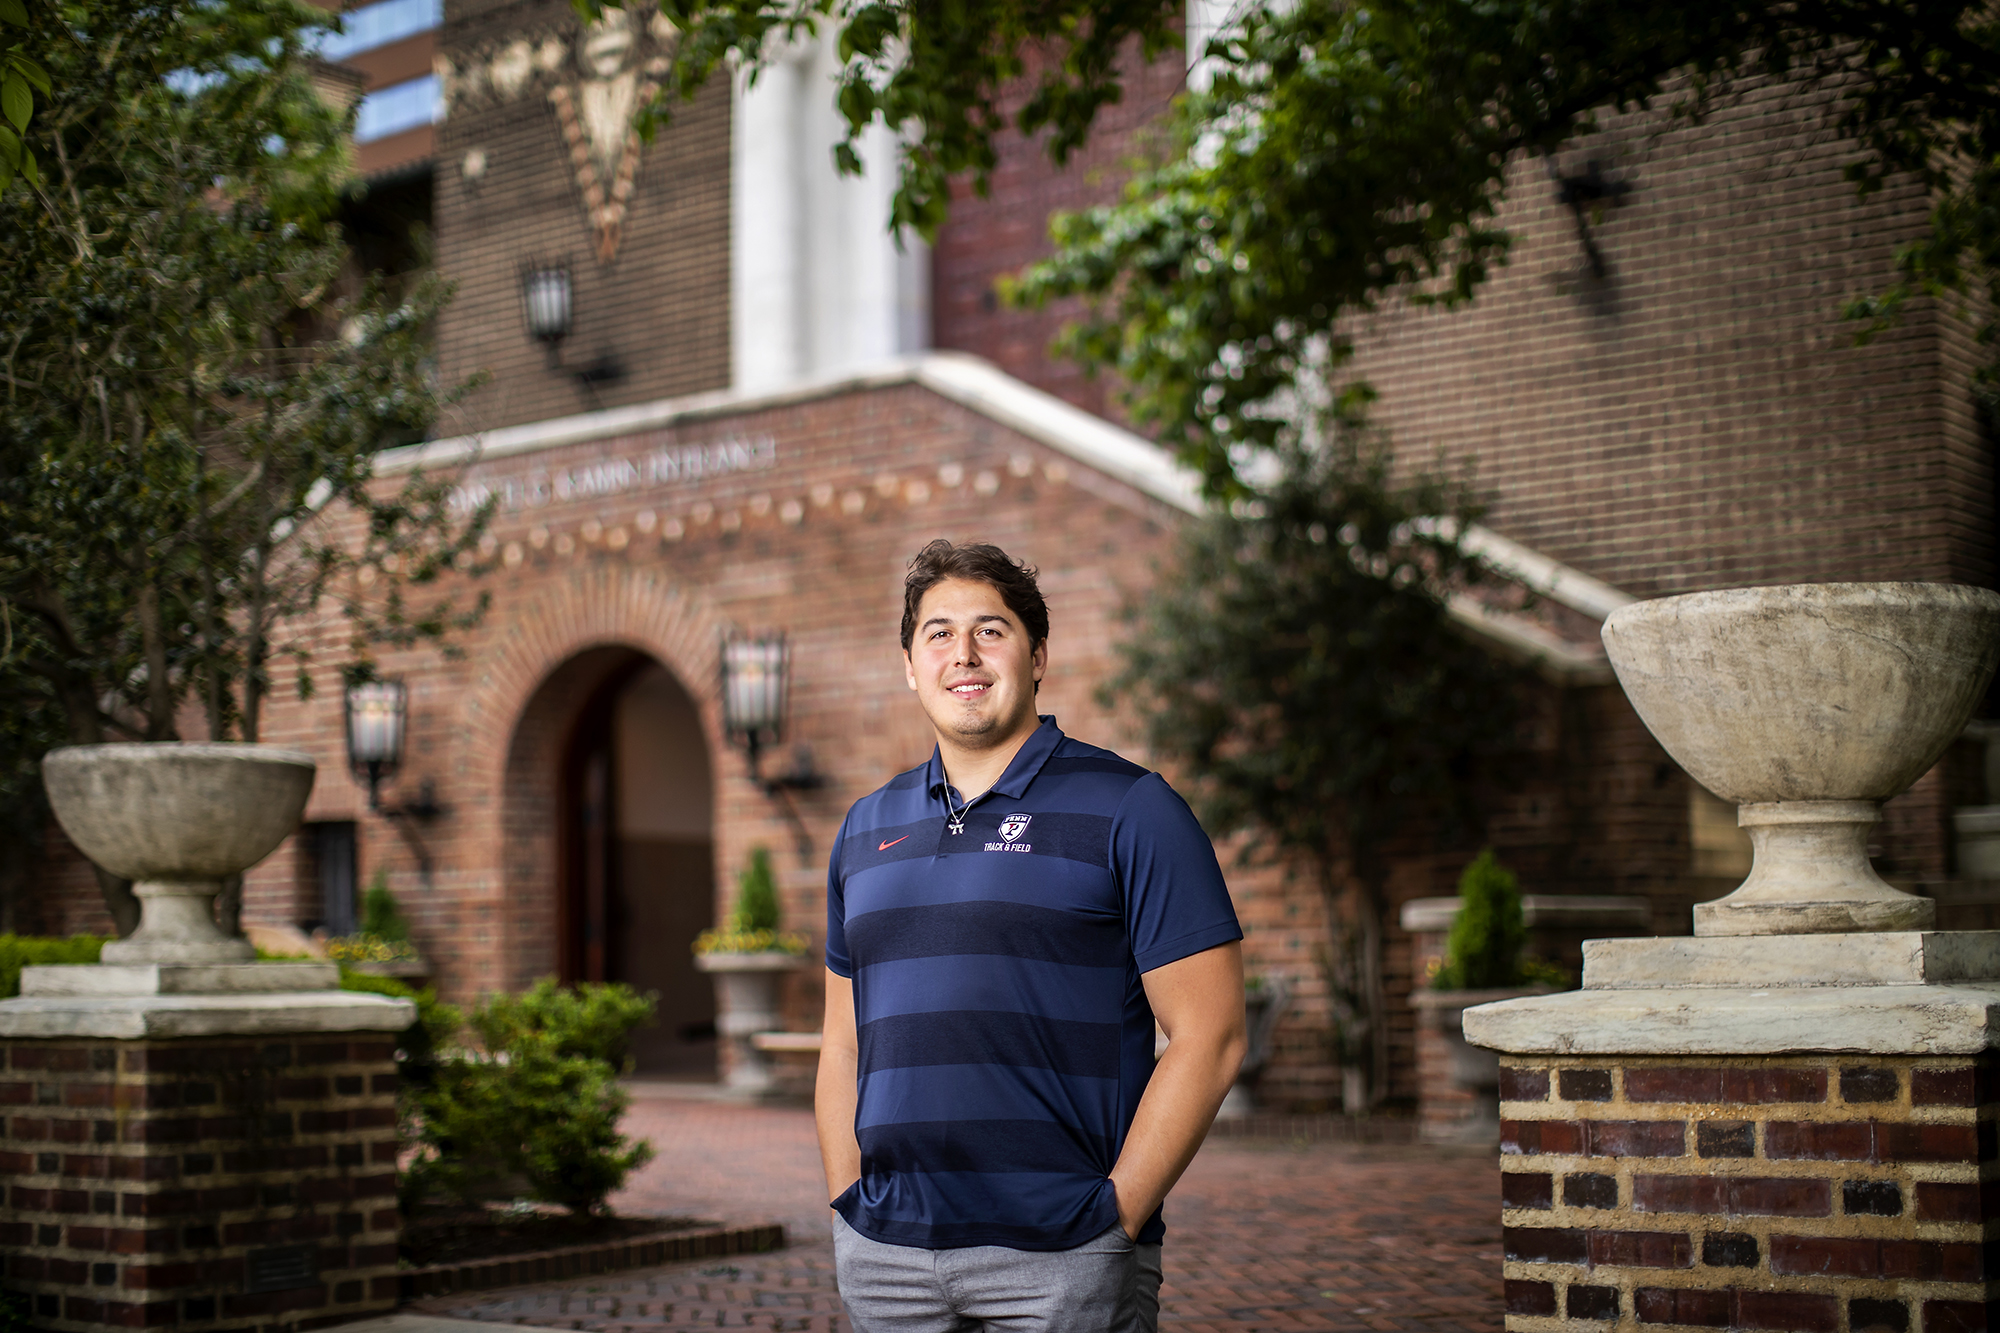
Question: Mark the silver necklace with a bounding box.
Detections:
[945,786,970,835]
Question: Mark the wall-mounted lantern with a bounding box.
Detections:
[345,679,405,812]
[344,678,445,821]
[521,266,573,346]
[521,261,623,398]
[720,634,824,854]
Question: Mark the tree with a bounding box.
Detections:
[632,0,2000,491]
[1106,419,1522,1102]
[0,0,490,935]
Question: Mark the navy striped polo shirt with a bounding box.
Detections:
[826,716,1242,1251]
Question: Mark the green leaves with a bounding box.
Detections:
[1433,850,1526,991]
[0,0,46,191]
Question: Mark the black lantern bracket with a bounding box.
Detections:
[344,677,448,885]
[1548,158,1633,279]
[721,634,826,858]
[521,261,625,403]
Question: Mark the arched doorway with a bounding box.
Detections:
[502,644,717,1077]
[559,657,718,1076]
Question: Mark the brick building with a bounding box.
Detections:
[22,6,1997,1107]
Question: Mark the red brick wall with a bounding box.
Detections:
[930,43,1186,421]
[1343,74,1996,601]
[1,1036,400,1332]
[430,0,732,436]
[1498,1053,1999,1332]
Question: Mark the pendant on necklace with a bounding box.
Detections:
[947,817,965,835]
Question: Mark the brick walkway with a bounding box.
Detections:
[406,1086,1504,1332]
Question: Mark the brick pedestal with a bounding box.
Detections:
[1,1034,401,1331]
[1497,1053,1995,1333]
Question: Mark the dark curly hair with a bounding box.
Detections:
[900,539,1049,653]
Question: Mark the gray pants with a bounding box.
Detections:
[832,1214,1163,1333]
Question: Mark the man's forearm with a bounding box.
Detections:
[815,1038,861,1200]
[1107,1025,1245,1236]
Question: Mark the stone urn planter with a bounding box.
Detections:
[694,951,805,1095]
[42,743,316,964]
[1214,976,1291,1118]
[1411,985,1552,1142]
[1599,582,2000,936]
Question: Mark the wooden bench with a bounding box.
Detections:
[751,1031,824,1053]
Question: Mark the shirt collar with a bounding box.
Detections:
[925,715,1064,800]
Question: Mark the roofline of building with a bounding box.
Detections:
[380,351,1628,684]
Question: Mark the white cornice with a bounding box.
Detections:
[381,351,1629,681]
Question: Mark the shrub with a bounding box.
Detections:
[1433,851,1526,990]
[404,980,657,1215]
[469,977,656,1071]
[734,847,779,932]
[0,935,108,998]
[338,966,460,1085]
[360,870,411,942]
[693,847,807,955]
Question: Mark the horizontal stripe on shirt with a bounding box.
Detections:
[858,1009,1122,1078]
[842,852,1118,914]
[842,1170,1120,1251]
[853,954,1128,1025]
[859,1119,1116,1175]
[846,900,1123,968]
[853,1063,1119,1134]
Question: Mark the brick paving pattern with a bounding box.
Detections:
[408,1086,1504,1332]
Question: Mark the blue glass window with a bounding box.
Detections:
[354,74,441,143]
[319,0,442,60]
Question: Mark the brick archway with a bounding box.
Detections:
[452,565,731,993]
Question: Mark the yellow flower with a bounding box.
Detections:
[691,927,809,957]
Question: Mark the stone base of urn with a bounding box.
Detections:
[0,963,412,1333]
[694,953,802,1098]
[1467,931,2000,1333]
[1411,988,1550,1144]
[1404,896,1650,1144]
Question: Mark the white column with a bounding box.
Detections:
[798,37,929,374]
[731,51,804,392]
[733,31,930,390]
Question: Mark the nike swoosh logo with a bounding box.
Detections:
[878,835,911,851]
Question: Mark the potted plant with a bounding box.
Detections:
[1409,850,1564,1142]
[324,871,432,987]
[693,847,808,1094]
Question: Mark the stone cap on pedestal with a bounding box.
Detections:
[1463,982,2000,1056]
[1582,930,2000,990]
[20,961,340,996]
[1399,895,1651,933]
[0,990,415,1040]
[1467,929,2000,1057]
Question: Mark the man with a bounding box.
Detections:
[819,538,1247,1333]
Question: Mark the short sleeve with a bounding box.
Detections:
[825,810,854,977]
[1110,773,1243,974]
